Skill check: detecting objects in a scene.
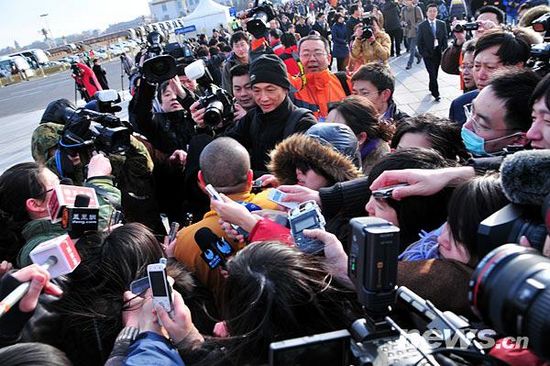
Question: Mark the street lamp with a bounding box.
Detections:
[40,13,57,47]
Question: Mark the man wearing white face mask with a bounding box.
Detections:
[461,70,540,156]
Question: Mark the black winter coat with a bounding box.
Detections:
[225,96,317,173]
[132,81,195,155]
[382,1,402,31]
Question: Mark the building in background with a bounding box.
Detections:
[149,0,187,21]
[149,0,234,21]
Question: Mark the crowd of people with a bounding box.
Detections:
[0,0,549,364]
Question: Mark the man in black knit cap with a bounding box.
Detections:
[192,54,317,174]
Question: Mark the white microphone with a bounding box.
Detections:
[0,234,81,317]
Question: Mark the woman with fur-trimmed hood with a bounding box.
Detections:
[268,123,363,190]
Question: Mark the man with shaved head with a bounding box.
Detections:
[173,137,278,296]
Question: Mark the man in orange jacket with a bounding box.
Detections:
[251,34,351,121]
[291,35,352,121]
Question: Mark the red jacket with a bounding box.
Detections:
[71,62,102,101]
[280,46,301,77]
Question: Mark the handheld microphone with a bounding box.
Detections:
[48,185,99,223]
[0,234,81,317]
[194,228,234,270]
[61,193,99,238]
[500,150,550,206]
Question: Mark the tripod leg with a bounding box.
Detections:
[120,60,125,101]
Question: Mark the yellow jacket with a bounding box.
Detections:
[173,190,278,298]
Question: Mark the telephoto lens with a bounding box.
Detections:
[469,244,550,360]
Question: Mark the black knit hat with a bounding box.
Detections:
[249,54,291,90]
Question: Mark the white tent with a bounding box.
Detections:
[183,0,232,35]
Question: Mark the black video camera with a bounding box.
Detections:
[361,16,374,39]
[141,31,177,84]
[526,42,550,77]
[245,0,277,39]
[185,60,235,128]
[270,217,494,366]
[453,21,479,33]
[166,41,196,65]
[58,103,131,156]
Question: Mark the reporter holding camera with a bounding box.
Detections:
[131,72,199,223]
[133,75,195,157]
[350,18,391,66]
[441,5,503,77]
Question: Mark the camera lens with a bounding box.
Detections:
[362,27,373,39]
[453,24,464,32]
[469,244,550,360]
[151,59,170,76]
[204,100,224,126]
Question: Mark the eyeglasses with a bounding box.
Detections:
[35,187,54,199]
[299,51,327,60]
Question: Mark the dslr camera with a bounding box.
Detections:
[185,60,235,128]
[478,203,548,257]
[469,244,550,361]
[453,21,479,32]
[244,0,277,38]
[361,15,374,39]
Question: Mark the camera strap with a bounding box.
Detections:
[334,72,351,96]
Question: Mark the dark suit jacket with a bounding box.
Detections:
[416,19,448,58]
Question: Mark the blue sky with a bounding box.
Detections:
[1,0,151,49]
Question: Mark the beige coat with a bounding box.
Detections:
[351,31,392,65]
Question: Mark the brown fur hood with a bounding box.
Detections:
[268,134,363,185]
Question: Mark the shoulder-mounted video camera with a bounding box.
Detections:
[52,92,132,156]
[141,31,177,84]
[244,0,277,39]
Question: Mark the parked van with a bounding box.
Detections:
[0,55,35,78]
[9,49,49,68]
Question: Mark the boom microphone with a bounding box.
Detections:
[194,228,234,270]
[500,150,550,206]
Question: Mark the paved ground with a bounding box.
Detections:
[389,52,462,117]
[0,53,462,174]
